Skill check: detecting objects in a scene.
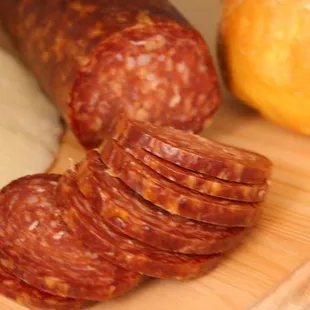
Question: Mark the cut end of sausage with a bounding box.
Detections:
[69,22,221,148]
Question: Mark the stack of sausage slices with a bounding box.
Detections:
[0,115,272,310]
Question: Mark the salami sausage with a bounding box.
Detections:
[0,174,142,300]
[0,264,82,310]
[113,115,273,184]
[58,170,222,279]
[0,0,221,148]
[118,141,268,202]
[75,150,247,254]
[100,140,262,227]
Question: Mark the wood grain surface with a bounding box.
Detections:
[0,0,309,309]
[251,259,310,309]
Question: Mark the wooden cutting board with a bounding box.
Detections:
[0,0,309,309]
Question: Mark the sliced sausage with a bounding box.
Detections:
[0,264,82,310]
[75,150,248,254]
[100,139,262,227]
[0,174,142,300]
[58,169,222,279]
[113,115,273,184]
[118,141,268,202]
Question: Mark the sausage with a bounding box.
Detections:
[118,141,269,202]
[100,139,262,227]
[0,264,82,310]
[58,169,222,279]
[113,115,273,184]
[0,0,221,148]
[75,150,247,255]
[0,174,143,300]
